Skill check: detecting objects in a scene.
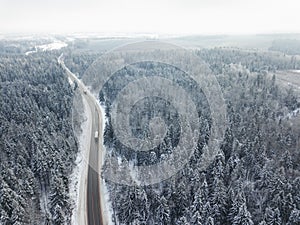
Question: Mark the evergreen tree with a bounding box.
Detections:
[156,196,171,225]
[176,216,190,225]
[0,209,9,225]
[191,211,202,225]
[264,207,282,225]
[287,207,300,225]
[209,178,228,225]
[232,203,254,225]
[221,127,234,161]
[205,216,214,225]
[228,191,246,224]
[52,205,65,225]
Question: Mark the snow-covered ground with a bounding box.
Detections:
[37,41,68,51]
[25,41,67,55]
[102,180,116,225]
[39,184,50,222]
[98,103,114,225]
[25,49,37,56]
[97,100,108,165]
[284,108,300,120]
[286,70,300,119]
[70,95,92,225]
[274,70,300,121]
[292,70,300,73]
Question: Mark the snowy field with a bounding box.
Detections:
[25,41,68,55]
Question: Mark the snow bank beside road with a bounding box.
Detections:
[98,103,114,225]
[102,180,116,225]
[70,94,92,225]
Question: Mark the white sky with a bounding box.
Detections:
[0,0,300,35]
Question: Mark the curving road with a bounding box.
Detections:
[58,54,106,225]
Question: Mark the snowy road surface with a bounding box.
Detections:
[58,54,108,225]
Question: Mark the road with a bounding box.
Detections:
[58,54,106,225]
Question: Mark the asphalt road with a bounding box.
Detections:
[58,55,104,225]
[86,102,103,225]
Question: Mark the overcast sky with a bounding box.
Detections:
[1,0,300,35]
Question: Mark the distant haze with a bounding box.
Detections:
[1,0,300,35]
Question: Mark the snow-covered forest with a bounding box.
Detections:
[93,48,300,225]
[0,36,300,225]
[0,52,78,224]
